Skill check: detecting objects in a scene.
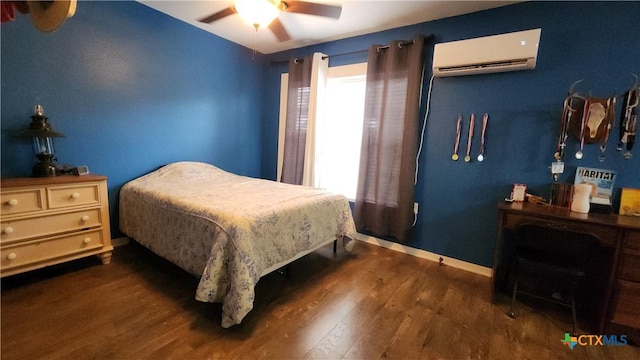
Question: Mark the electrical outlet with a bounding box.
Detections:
[413,202,419,214]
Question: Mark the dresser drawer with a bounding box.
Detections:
[1,230,104,271]
[610,280,640,329]
[1,208,102,244]
[1,189,45,216]
[619,248,640,282]
[626,230,640,251]
[47,183,101,209]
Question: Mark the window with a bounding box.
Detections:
[278,62,367,200]
[316,64,366,199]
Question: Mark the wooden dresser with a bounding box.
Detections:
[1,175,113,277]
[494,202,640,341]
[609,227,640,342]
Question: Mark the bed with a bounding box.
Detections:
[119,161,357,328]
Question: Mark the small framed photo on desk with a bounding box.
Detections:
[619,188,640,216]
[511,184,527,202]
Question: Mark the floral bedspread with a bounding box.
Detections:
[119,161,356,328]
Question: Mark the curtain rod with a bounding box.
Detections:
[269,34,434,66]
[269,49,366,66]
[375,39,413,52]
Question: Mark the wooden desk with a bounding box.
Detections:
[494,202,640,337]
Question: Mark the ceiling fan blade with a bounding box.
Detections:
[198,6,236,24]
[284,1,342,19]
[269,18,291,42]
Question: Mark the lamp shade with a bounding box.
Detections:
[19,105,66,138]
[235,0,280,28]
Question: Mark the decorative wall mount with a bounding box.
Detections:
[618,76,638,159]
[554,76,638,165]
[568,96,616,145]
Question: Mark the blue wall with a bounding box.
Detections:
[2,1,639,267]
[261,1,640,267]
[1,1,265,236]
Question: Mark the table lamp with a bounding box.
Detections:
[19,105,65,177]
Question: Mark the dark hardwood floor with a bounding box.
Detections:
[1,241,638,360]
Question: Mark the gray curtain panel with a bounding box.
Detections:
[354,35,426,242]
[280,56,313,185]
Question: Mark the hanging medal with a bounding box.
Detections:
[575,100,590,160]
[554,80,582,169]
[451,114,462,161]
[626,116,637,159]
[618,78,639,159]
[477,113,488,162]
[555,99,569,161]
[464,114,475,163]
[555,95,577,161]
[598,97,616,161]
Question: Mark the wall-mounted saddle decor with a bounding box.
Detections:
[569,96,616,144]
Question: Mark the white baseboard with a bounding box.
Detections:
[356,233,492,277]
[111,237,130,247]
[111,234,490,276]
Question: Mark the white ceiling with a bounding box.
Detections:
[139,0,521,54]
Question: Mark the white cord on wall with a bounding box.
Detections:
[415,74,435,185]
[413,73,436,227]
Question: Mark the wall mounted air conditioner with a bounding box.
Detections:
[432,28,541,77]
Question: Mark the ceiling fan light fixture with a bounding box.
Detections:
[235,0,281,29]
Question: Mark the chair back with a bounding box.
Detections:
[514,223,599,270]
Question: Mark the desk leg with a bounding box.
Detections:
[491,211,506,302]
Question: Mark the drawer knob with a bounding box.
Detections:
[3,227,14,234]
[83,237,92,244]
[70,192,80,199]
[81,215,90,222]
[7,199,18,206]
[7,253,17,260]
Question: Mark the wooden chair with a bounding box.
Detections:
[507,224,598,335]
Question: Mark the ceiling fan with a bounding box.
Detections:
[198,0,342,42]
